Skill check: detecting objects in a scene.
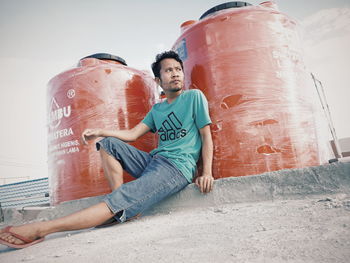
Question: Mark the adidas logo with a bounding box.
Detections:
[158,112,187,141]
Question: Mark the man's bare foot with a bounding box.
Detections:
[0,222,43,245]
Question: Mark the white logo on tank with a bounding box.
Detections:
[49,97,71,129]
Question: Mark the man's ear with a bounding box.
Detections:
[155,77,161,86]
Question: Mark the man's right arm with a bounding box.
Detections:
[81,122,151,145]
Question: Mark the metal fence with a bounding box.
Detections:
[0,177,50,209]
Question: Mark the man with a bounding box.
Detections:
[0,51,214,249]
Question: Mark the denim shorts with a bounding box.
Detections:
[96,137,189,223]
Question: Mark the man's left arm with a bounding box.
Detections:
[195,125,214,193]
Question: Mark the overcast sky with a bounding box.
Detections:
[0,0,349,184]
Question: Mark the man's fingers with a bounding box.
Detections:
[196,176,214,193]
[207,177,213,192]
[81,129,97,145]
[81,130,90,145]
[198,178,203,193]
[195,177,200,188]
[202,178,209,193]
[203,177,214,193]
[203,179,208,193]
[206,179,212,193]
[81,134,87,145]
[209,179,214,192]
[202,180,206,193]
[197,177,204,193]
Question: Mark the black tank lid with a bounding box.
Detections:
[200,1,252,20]
[81,53,127,66]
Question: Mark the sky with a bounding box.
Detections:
[0,0,349,184]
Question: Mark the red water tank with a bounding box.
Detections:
[47,53,157,205]
[173,1,329,179]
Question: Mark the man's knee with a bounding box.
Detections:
[96,137,123,152]
[98,139,123,172]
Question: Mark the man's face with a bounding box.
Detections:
[157,58,184,93]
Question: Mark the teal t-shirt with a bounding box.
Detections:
[142,89,211,183]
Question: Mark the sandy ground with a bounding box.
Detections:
[0,193,349,263]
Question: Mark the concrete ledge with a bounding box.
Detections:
[2,162,349,225]
[147,162,350,214]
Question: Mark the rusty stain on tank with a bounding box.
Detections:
[250,119,279,126]
[220,94,253,109]
[257,144,282,155]
[211,120,223,132]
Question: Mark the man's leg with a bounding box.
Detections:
[0,202,113,246]
[0,139,185,247]
[96,137,152,190]
[0,156,189,247]
[100,148,124,191]
[103,155,189,222]
[95,137,152,226]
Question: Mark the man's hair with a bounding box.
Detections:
[151,50,184,78]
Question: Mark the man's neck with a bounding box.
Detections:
[165,90,182,104]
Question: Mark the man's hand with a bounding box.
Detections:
[81,128,102,145]
[195,173,214,193]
